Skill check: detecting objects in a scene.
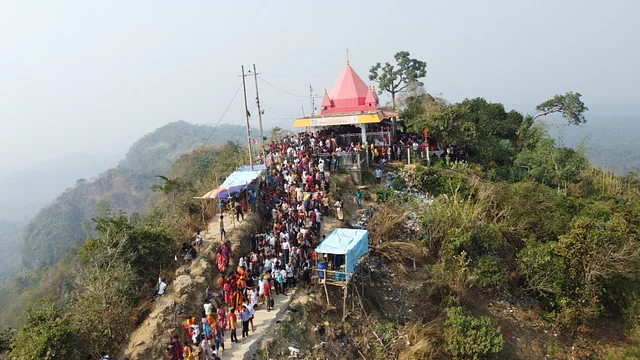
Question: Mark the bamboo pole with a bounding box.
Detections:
[343,283,348,320]
[323,278,331,310]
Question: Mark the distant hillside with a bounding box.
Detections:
[0,152,122,223]
[21,121,250,268]
[118,122,246,173]
[0,152,123,283]
[0,221,22,284]
[525,103,639,175]
[553,115,640,174]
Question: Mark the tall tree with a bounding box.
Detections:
[420,103,477,150]
[369,51,427,110]
[533,92,588,125]
[516,92,588,152]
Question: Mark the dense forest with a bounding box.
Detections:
[20,121,252,269]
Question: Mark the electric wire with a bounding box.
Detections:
[203,82,243,146]
[258,76,322,98]
[261,103,302,117]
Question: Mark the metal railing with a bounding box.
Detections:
[317,150,365,172]
[334,131,392,147]
[314,268,351,283]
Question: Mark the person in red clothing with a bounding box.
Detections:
[166,335,183,360]
[263,277,272,311]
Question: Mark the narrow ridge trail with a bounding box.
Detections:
[122,211,291,360]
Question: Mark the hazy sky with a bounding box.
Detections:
[1,0,639,174]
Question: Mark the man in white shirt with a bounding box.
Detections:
[269,234,276,247]
[296,187,303,203]
[281,239,291,263]
[157,277,167,296]
[315,208,322,231]
[245,301,256,332]
[204,300,213,315]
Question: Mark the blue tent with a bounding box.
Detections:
[237,164,266,172]
[315,228,369,280]
[220,169,263,188]
[199,164,265,199]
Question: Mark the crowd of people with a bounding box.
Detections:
[166,133,345,359]
[266,127,469,166]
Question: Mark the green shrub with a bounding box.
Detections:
[603,346,640,360]
[444,306,504,360]
[442,228,473,259]
[628,325,640,346]
[474,256,505,288]
[10,300,79,360]
[372,186,396,203]
[0,327,14,353]
[414,165,444,195]
[390,176,407,191]
[517,242,567,307]
[444,175,473,199]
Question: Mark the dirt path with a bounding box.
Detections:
[123,210,291,360]
[205,213,294,360]
[123,189,354,359]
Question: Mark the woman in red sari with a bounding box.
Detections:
[217,249,227,274]
[217,305,227,333]
[223,281,232,307]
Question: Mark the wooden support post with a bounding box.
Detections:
[343,283,348,320]
[356,152,362,184]
[323,279,331,310]
[351,283,355,311]
[201,199,207,233]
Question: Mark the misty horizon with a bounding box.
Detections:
[2,0,640,175]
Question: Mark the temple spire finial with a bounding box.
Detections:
[346,47,350,66]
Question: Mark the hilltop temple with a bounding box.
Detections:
[293,61,398,145]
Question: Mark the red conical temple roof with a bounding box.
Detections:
[365,86,379,107]
[321,90,332,108]
[322,64,376,114]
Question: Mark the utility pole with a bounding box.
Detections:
[310,84,315,116]
[252,64,265,158]
[241,65,253,170]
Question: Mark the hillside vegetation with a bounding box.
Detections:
[0,222,22,285]
[0,141,248,359]
[261,90,640,359]
[20,121,250,269]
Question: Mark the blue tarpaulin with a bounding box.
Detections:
[237,164,266,172]
[199,164,265,199]
[316,228,369,279]
[220,169,263,188]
